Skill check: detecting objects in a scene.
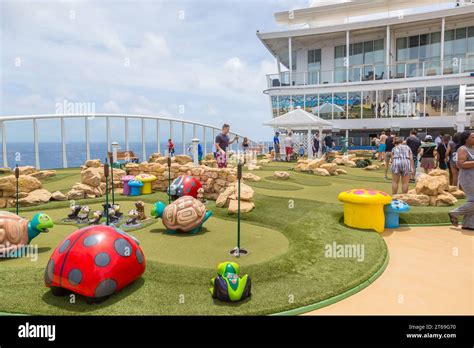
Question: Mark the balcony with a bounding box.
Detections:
[267,57,474,89]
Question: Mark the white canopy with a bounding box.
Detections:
[264,107,332,160]
[312,102,345,115]
[263,107,333,129]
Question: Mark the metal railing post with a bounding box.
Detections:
[85,116,90,161]
[157,119,161,154]
[182,121,185,155]
[125,117,129,151]
[141,118,146,161]
[1,121,7,168]
[33,119,40,169]
[61,117,68,168]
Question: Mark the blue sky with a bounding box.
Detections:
[0,0,311,142]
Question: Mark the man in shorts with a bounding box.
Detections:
[284,132,294,162]
[215,124,239,168]
[273,132,281,161]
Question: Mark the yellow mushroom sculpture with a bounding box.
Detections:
[338,189,392,233]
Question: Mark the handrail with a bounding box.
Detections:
[0,114,263,169]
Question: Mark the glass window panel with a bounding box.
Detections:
[348,92,361,119]
[425,87,442,117]
[362,91,376,119]
[396,37,408,61]
[410,87,425,117]
[444,29,455,59]
[374,39,384,63]
[454,27,467,56]
[377,90,392,118]
[333,93,347,119]
[409,35,419,60]
[442,85,459,116]
[279,96,292,115]
[293,95,305,108]
[318,93,333,120]
[271,96,279,117]
[393,89,410,117]
[305,94,318,113]
[64,118,87,167]
[364,41,374,64]
[468,27,474,53]
[420,34,429,59]
[429,32,441,59]
[351,42,363,66]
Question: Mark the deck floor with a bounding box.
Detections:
[305,226,474,315]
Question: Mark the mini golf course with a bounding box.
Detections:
[0,162,464,315]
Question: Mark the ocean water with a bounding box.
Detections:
[0,141,220,169]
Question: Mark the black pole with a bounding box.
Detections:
[167,156,172,204]
[104,159,110,226]
[111,162,115,205]
[237,162,242,251]
[14,164,19,215]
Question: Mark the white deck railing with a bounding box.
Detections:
[0,114,262,169]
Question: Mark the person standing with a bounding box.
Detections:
[435,134,443,147]
[449,131,474,230]
[384,131,395,180]
[284,132,294,162]
[378,131,387,161]
[167,138,175,157]
[419,135,437,173]
[436,134,451,170]
[312,134,320,158]
[446,132,460,186]
[323,133,335,154]
[273,132,281,161]
[406,129,421,182]
[391,137,414,194]
[242,137,250,154]
[215,124,239,168]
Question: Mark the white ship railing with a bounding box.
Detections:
[0,114,262,169]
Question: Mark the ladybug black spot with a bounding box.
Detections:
[68,269,82,286]
[83,234,100,247]
[94,279,117,298]
[95,252,111,267]
[136,249,143,264]
[59,239,70,253]
[44,259,54,285]
[114,238,132,257]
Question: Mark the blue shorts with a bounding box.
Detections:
[378,144,386,152]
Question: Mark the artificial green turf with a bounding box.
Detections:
[3,162,454,315]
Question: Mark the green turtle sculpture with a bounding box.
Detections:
[151,196,212,234]
[0,211,53,258]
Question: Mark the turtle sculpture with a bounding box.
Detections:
[151,196,212,234]
[0,211,54,258]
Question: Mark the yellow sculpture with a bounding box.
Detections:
[338,189,392,233]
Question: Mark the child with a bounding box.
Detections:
[168,139,175,156]
[299,143,305,158]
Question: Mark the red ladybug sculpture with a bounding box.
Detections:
[168,175,202,199]
[44,225,145,302]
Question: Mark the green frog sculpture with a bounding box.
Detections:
[209,262,251,302]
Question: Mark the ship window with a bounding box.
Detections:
[429,32,441,59]
[419,34,429,60]
[469,27,474,53]
[362,91,376,119]
[409,35,419,60]
[444,29,455,59]
[454,28,467,56]
[396,37,408,61]
[443,86,458,116]
[425,87,442,117]
[351,43,363,65]
[374,39,384,64]
[364,41,374,65]
[308,49,321,72]
[348,92,362,119]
